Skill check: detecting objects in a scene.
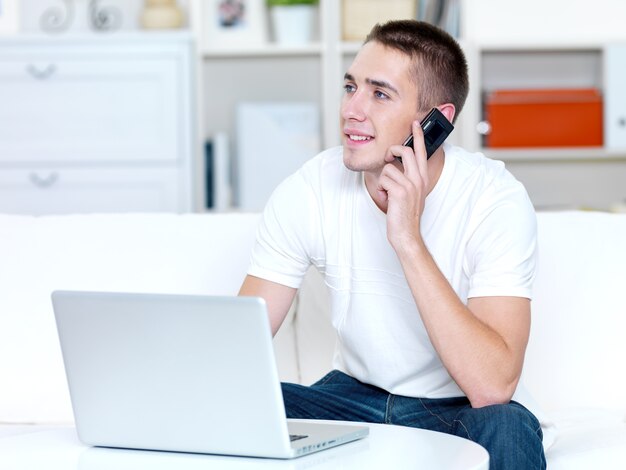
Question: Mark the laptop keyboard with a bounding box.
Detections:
[289,434,309,442]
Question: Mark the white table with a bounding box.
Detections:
[0,421,489,470]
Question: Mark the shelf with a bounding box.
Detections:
[0,31,193,45]
[201,43,323,58]
[472,39,606,52]
[482,147,626,162]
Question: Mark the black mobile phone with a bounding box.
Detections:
[397,108,454,162]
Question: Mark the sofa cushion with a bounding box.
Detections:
[545,408,626,470]
[292,211,626,412]
[523,212,626,415]
[0,213,295,423]
[291,211,626,458]
[293,267,337,385]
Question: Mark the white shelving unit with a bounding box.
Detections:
[464,41,624,158]
[187,0,626,211]
[187,0,342,210]
[437,0,626,209]
[461,39,626,209]
[187,0,468,211]
[2,0,624,212]
[189,0,343,150]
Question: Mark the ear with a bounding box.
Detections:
[438,103,456,124]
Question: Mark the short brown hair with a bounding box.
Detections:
[365,20,469,122]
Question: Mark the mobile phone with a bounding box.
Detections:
[397,108,454,162]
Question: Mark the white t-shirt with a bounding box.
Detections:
[249,143,537,399]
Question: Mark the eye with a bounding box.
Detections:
[343,83,356,94]
[374,90,390,100]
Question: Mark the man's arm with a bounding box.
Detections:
[238,275,297,336]
[395,240,530,408]
[379,119,531,408]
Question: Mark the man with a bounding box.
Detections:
[239,20,545,469]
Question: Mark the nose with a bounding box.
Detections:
[341,90,366,122]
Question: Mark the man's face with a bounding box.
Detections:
[341,41,420,173]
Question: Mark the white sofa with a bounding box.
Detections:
[1,211,625,468]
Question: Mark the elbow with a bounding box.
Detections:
[467,382,518,409]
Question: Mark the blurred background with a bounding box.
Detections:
[1,0,625,214]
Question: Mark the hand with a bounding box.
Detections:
[377,120,429,251]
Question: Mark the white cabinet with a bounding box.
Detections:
[605,44,626,149]
[0,34,195,214]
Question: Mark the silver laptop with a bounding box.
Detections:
[51,291,368,459]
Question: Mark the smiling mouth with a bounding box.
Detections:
[347,134,373,142]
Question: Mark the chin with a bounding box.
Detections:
[342,147,362,171]
[343,159,360,172]
[342,150,380,173]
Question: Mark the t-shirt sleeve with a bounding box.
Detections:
[465,180,538,299]
[247,170,322,289]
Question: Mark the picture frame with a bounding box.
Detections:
[204,0,268,50]
[0,0,20,35]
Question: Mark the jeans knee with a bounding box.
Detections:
[456,402,545,470]
[464,402,540,437]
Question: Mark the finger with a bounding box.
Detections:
[377,166,404,193]
[375,172,392,203]
[378,166,416,203]
[386,143,414,164]
[380,160,407,185]
[404,119,428,179]
[389,120,422,179]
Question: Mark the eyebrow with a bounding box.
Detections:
[343,73,400,96]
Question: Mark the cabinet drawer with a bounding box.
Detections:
[0,167,186,214]
[0,43,186,164]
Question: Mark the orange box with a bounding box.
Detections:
[484,88,603,148]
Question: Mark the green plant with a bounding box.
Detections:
[267,0,318,6]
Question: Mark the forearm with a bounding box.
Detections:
[397,239,525,408]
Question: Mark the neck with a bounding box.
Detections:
[364,147,446,214]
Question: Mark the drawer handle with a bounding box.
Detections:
[30,172,59,188]
[26,64,57,80]
[619,117,626,128]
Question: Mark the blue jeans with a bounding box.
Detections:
[282,370,546,470]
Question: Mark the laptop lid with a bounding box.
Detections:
[52,291,299,458]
